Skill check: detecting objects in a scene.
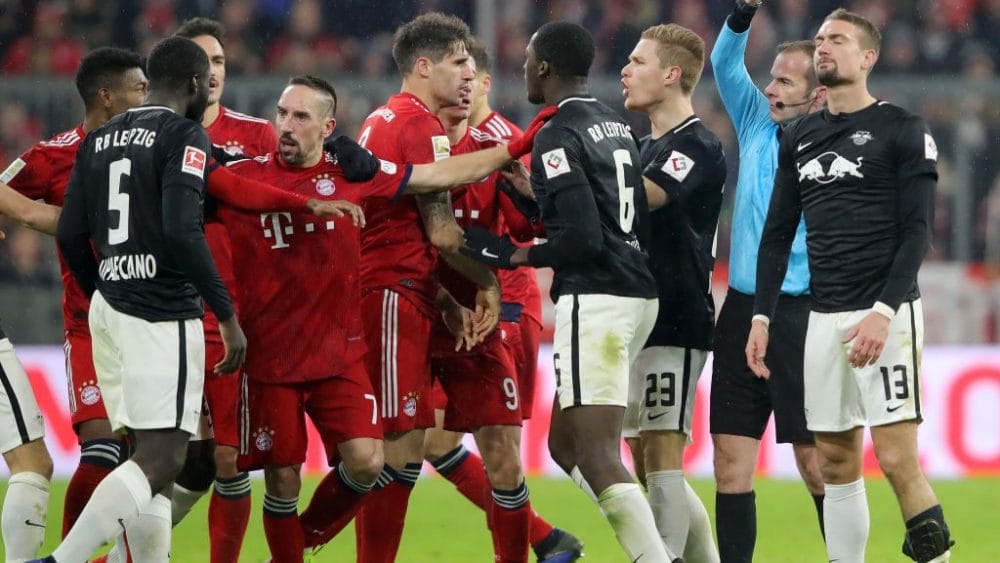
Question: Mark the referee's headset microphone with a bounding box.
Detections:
[774,95,817,109]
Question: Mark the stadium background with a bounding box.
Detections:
[0,0,998,560]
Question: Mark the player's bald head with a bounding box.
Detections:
[287,75,337,119]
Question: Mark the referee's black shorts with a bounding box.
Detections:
[710,288,813,444]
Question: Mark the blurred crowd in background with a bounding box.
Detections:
[1,0,1000,342]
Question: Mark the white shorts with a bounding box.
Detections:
[624,346,708,439]
[0,337,45,454]
[89,291,205,435]
[804,300,924,432]
[553,294,658,410]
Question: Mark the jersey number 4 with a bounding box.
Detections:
[108,157,132,245]
[613,149,636,233]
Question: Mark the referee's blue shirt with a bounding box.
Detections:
[711,23,810,296]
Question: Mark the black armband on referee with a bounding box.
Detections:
[728,1,760,33]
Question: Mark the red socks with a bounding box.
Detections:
[208,473,251,563]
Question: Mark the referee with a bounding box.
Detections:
[708,1,826,560]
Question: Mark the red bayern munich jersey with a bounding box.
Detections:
[1,125,90,332]
[357,93,452,316]
[203,105,278,341]
[476,111,542,325]
[429,124,537,357]
[220,152,408,383]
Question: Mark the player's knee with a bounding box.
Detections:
[873,444,917,481]
[547,433,575,472]
[213,445,239,477]
[343,444,384,485]
[264,466,302,498]
[176,441,216,491]
[712,452,753,491]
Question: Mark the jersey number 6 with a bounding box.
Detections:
[612,149,636,233]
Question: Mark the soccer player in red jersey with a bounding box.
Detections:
[352,13,503,561]
[0,47,148,538]
[170,18,279,562]
[223,75,549,563]
[421,42,583,563]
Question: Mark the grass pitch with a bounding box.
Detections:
[5,476,996,562]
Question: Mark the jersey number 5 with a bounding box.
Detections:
[613,149,635,233]
[108,157,132,245]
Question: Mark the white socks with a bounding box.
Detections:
[569,466,598,504]
[127,493,172,563]
[824,479,869,563]
[682,480,719,563]
[2,471,50,561]
[170,483,207,526]
[53,460,152,563]
[647,470,688,556]
[598,482,675,562]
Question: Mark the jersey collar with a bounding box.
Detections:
[557,96,597,107]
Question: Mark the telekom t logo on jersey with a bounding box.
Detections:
[261,212,293,249]
[260,212,338,249]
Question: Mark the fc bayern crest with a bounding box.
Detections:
[254,427,275,451]
[79,381,101,406]
[402,392,419,417]
[314,173,335,196]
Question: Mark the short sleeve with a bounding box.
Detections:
[398,114,450,165]
[162,120,212,194]
[531,126,588,194]
[1,147,49,200]
[642,138,717,203]
[895,114,938,182]
[357,159,411,202]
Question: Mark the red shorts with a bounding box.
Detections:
[65,328,109,432]
[500,316,542,419]
[362,289,434,434]
[203,340,239,447]
[431,334,522,432]
[237,363,382,471]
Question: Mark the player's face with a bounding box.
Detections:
[524,36,544,104]
[185,68,211,121]
[275,85,336,167]
[192,34,226,106]
[814,19,877,87]
[764,51,815,123]
[107,67,149,117]
[429,42,475,108]
[621,39,669,113]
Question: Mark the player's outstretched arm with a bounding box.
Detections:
[405,106,558,194]
[711,0,771,136]
[0,181,61,235]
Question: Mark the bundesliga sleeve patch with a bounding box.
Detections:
[924,133,938,161]
[0,158,26,183]
[181,146,207,178]
[542,147,571,179]
[661,150,694,182]
[379,159,398,174]
[431,135,451,162]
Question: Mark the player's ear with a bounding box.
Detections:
[97,87,113,110]
[812,85,828,107]
[481,73,492,95]
[415,56,433,79]
[324,117,337,138]
[537,60,550,79]
[862,48,878,73]
[664,65,681,87]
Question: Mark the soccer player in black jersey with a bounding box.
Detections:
[620,23,724,562]
[462,22,674,562]
[748,9,953,563]
[35,36,247,563]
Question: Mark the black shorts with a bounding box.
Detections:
[710,288,813,444]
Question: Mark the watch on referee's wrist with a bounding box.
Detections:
[751,314,770,328]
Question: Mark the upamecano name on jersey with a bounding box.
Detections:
[99,254,158,281]
[586,121,633,143]
[93,127,157,153]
